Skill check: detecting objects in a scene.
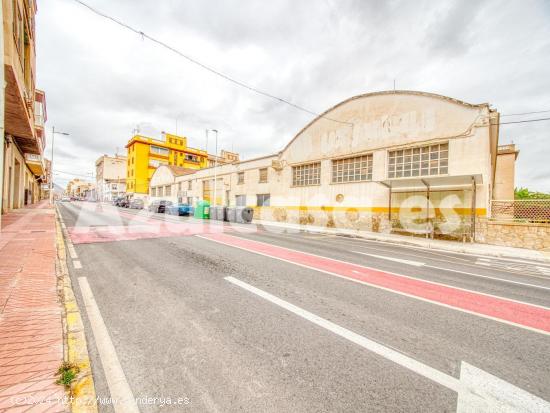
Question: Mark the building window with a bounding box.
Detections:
[388,143,448,178]
[292,162,321,186]
[237,172,244,184]
[259,168,268,183]
[332,155,373,183]
[158,186,164,197]
[257,194,270,206]
[149,159,168,168]
[165,185,171,196]
[188,180,192,190]
[185,154,198,162]
[236,195,246,206]
[151,187,156,197]
[150,145,169,156]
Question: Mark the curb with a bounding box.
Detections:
[55,208,98,413]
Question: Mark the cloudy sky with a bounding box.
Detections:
[37,0,550,191]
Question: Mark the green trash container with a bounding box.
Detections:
[194,200,210,219]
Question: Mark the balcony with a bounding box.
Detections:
[25,153,45,176]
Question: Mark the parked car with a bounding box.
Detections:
[114,197,129,207]
[148,200,172,213]
[60,196,71,202]
[166,204,194,216]
[129,198,144,209]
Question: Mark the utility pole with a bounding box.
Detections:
[211,129,218,206]
[49,127,69,204]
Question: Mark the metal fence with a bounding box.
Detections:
[491,200,550,223]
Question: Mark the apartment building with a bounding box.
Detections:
[1,0,49,215]
[95,154,126,201]
[125,131,238,198]
[152,91,517,242]
[66,179,95,199]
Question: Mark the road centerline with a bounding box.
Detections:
[198,233,550,335]
[352,251,550,291]
[225,276,550,412]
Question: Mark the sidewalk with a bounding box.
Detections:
[0,201,67,412]
[252,219,550,263]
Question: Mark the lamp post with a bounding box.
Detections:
[211,129,218,206]
[49,127,69,204]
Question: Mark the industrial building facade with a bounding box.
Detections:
[150,91,515,241]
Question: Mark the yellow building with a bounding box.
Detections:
[125,132,211,196]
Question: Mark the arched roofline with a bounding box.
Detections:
[280,90,490,155]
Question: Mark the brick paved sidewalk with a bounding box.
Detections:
[0,201,67,412]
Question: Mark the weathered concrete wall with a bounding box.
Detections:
[493,145,518,200]
[477,220,550,251]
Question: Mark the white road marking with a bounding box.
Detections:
[345,236,550,267]
[353,251,425,267]
[537,266,550,275]
[73,260,82,269]
[198,234,550,335]
[426,265,550,292]
[353,251,550,291]
[226,276,550,412]
[78,277,139,413]
[225,276,459,391]
[68,244,78,259]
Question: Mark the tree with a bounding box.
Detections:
[514,187,550,199]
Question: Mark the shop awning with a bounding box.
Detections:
[378,174,482,192]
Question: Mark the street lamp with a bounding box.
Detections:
[49,127,69,204]
[210,129,218,206]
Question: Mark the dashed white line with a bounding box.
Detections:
[353,251,425,267]
[78,277,139,413]
[353,251,550,291]
[73,260,82,269]
[68,244,78,260]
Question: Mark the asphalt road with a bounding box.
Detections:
[57,201,550,412]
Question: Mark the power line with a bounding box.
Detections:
[71,0,353,127]
[494,117,550,125]
[53,169,94,179]
[501,109,550,117]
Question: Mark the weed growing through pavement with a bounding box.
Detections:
[56,362,80,389]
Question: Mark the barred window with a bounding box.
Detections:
[292,162,321,186]
[332,155,373,183]
[388,143,448,178]
[259,168,268,183]
[188,180,192,190]
[257,194,270,206]
[237,172,245,184]
[236,195,246,206]
[151,187,156,197]
[165,185,171,196]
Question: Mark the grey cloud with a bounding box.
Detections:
[37,0,550,191]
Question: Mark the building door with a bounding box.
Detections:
[6,166,12,212]
[13,160,21,208]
